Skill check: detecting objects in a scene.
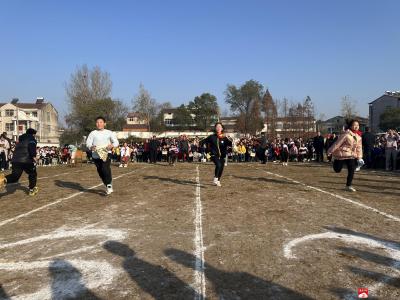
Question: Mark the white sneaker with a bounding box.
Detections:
[216,181,221,187]
[124,165,127,168]
[106,185,113,195]
[213,177,218,185]
[345,186,356,192]
[119,164,123,168]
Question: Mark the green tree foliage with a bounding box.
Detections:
[188,93,219,130]
[225,80,264,134]
[174,104,194,127]
[379,107,400,131]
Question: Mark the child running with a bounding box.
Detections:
[327,119,363,192]
[86,116,119,195]
[200,122,232,187]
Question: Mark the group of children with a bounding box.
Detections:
[0,116,369,196]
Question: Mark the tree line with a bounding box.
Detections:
[61,65,323,144]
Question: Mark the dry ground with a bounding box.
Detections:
[0,161,399,300]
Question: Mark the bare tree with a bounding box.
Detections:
[341,95,358,120]
[132,84,158,131]
[66,65,112,106]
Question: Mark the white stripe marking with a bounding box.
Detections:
[264,170,400,223]
[0,170,138,228]
[194,165,206,300]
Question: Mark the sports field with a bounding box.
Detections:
[0,162,399,299]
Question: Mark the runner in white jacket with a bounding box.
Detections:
[86,116,119,195]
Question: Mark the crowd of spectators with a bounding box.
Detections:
[0,129,398,171]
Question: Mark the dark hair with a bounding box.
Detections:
[346,119,359,129]
[96,116,106,122]
[26,128,37,135]
[214,122,224,133]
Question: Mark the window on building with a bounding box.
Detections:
[165,119,173,125]
[5,110,14,117]
[32,112,38,118]
[47,112,51,122]
[5,123,14,131]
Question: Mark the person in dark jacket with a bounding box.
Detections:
[362,127,375,168]
[200,122,232,186]
[313,132,325,162]
[149,136,160,164]
[258,134,268,164]
[2,128,38,196]
[325,133,338,162]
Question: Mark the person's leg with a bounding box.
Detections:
[101,159,112,186]
[212,156,222,179]
[0,152,6,170]
[23,163,38,190]
[345,159,356,187]
[333,159,344,173]
[93,159,106,184]
[386,149,392,170]
[5,162,24,184]
[218,157,225,180]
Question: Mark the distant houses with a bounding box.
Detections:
[317,116,368,134]
[369,91,400,133]
[0,97,60,145]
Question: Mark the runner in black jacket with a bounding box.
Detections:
[1,128,39,196]
[200,122,232,186]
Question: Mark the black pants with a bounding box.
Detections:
[333,159,356,187]
[212,156,225,180]
[150,150,157,163]
[281,151,289,163]
[363,148,373,168]
[316,149,324,162]
[93,158,112,186]
[0,152,7,169]
[6,162,37,189]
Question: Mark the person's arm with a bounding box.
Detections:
[28,141,37,160]
[356,137,363,160]
[199,136,210,147]
[225,137,233,147]
[109,132,119,149]
[86,131,94,149]
[327,133,346,155]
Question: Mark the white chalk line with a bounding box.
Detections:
[284,231,400,299]
[0,168,143,228]
[0,259,120,300]
[263,170,400,223]
[0,227,126,249]
[0,225,128,300]
[194,165,206,300]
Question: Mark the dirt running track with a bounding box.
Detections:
[0,162,399,299]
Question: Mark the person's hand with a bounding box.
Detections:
[107,144,113,150]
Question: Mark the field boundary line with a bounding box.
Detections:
[0,167,146,228]
[194,165,206,300]
[261,169,400,223]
